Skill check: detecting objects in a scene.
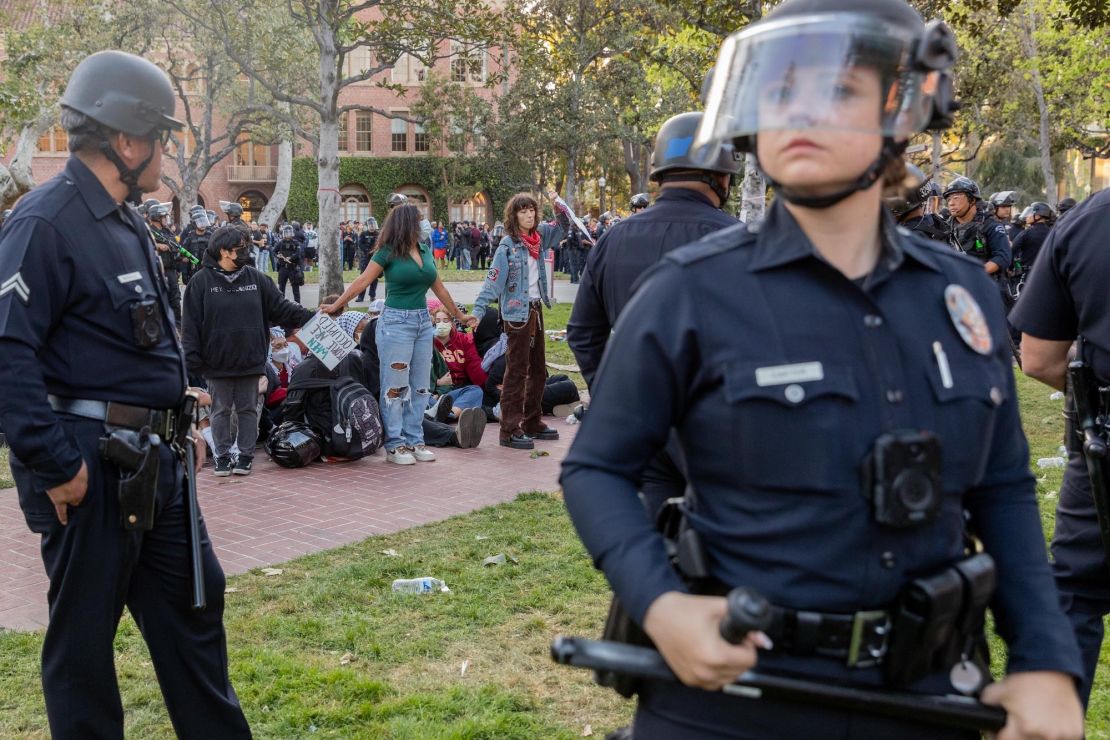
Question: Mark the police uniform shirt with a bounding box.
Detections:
[560,201,1082,686]
[1011,189,1110,383]
[950,208,1011,271]
[0,157,185,490]
[568,188,739,386]
[1010,221,1051,273]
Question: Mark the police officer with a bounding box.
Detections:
[147,201,183,319]
[944,176,1012,307]
[630,193,650,213]
[181,205,213,284]
[0,50,251,738]
[1011,190,1110,713]
[274,223,305,302]
[1011,201,1054,276]
[988,191,1021,241]
[884,163,948,243]
[1057,196,1078,219]
[560,1,1083,737]
[223,200,245,225]
[356,216,379,302]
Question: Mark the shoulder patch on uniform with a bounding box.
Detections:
[665,223,755,267]
[0,273,30,305]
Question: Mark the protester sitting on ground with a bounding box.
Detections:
[357,307,485,450]
[182,224,315,476]
[427,305,488,425]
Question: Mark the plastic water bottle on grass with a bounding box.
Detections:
[1037,457,1066,469]
[392,577,450,594]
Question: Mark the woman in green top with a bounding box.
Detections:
[324,204,474,465]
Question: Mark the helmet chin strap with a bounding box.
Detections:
[762,138,908,210]
[98,138,155,205]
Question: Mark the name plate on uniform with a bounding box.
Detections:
[755,362,824,387]
[301,313,357,370]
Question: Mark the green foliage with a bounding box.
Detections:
[286,155,532,224]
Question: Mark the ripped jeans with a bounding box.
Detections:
[376,306,434,451]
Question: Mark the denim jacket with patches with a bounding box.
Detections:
[473,207,572,322]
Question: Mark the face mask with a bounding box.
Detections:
[272,348,291,364]
[232,247,252,268]
[435,322,452,339]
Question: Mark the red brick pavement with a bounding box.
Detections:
[0,424,576,632]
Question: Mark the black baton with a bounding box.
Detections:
[184,436,206,610]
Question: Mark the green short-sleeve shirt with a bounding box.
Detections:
[371,242,438,310]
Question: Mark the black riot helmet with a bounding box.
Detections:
[630,193,650,211]
[694,0,958,210]
[221,200,244,219]
[1057,197,1077,215]
[883,163,936,218]
[148,202,172,221]
[60,51,184,203]
[267,421,322,468]
[650,112,742,207]
[943,176,980,201]
[139,198,160,216]
[387,193,408,209]
[1027,201,1055,222]
[190,205,210,229]
[989,191,1018,207]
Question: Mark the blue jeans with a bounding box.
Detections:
[376,307,434,451]
[256,249,271,272]
[428,384,484,412]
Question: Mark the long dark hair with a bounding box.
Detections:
[376,204,421,260]
[503,193,540,240]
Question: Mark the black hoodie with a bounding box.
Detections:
[183,255,314,378]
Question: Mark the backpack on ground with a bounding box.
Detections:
[283,356,383,459]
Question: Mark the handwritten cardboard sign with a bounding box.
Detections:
[300,312,357,370]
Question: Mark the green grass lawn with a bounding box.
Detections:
[3,364,1110,736]
[0,446,12,489]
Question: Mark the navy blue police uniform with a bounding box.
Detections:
[560,201,1082,738]
[901,212,948,243]
[1011,220,1051,274]
[0,157,252,739]
[1009,188,1110,709]
[948,208,1012,304]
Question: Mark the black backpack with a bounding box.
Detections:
[283,357,383,459]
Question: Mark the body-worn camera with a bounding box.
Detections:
[130,299,164,349]
[863,430,943,528]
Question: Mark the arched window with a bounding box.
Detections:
[397,185,431,220]
[449,191,489,225]
[237,191,268,223]
[341,185,372,223]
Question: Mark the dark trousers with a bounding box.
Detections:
[568,247,584,283]
[11,417,251,740]
[356,255,376,301]
[500,303,545,441]
[277,267,300,303]
[1051,451,1110,708]
[163,269,181,326]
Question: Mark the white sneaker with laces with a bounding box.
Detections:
[386,447,416,465]
[411,445,436,462]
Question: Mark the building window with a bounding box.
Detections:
[414,123,429,152]
[451,43,468,82]
[344,46,373,79]
[36,126,68,155]
[167,128,196,158]
[397,185,430,220]
[356,111,373,152]
[390,52,426,85]
[450,42,487,84]
[391,115,407,152]
[450,192,489,224]
[340,185,372,223]
[235,135,272,168]
[338,112,349,152]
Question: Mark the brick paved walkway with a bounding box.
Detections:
[0,423,577,631]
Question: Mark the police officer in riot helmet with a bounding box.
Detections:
[274,223,305,302]
[1012,189,1110,715]
[222,200,245,225]
[138,197,160,218]
[147,201,183,318]
[180,204,212,284]
[883,163,948,243]
[561,1,1083,737]
[1011,201,1054,276]
[1057,197,1078,219]
[988,191,1021,241]
[630,193,650,213]
[0,50,251,737]
[944,176,1012,302]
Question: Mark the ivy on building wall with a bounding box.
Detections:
[286,156,532,224]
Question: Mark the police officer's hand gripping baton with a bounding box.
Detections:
[550,588,1006,733]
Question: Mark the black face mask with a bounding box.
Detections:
[229,246,252,268]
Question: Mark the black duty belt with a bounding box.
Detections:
[48,395,176,440]
[702,580,890,668]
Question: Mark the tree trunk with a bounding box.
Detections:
[316,28,344,299]
[564,150,577,206]
[0,123,44,209]
[739,153,765,224]
[259,135,293,226]
[622,138,647,194]
[1021,6,1058,205]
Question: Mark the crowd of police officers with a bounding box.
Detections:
[0,0,1107,735]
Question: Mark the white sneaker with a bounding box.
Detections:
[386,447,416,465]
[411,445,436,462]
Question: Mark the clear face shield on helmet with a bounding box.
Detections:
[191,207,211,229]
[692,14,946,165]
[281,225,294,240]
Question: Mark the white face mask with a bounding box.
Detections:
[434,322,452,339]
[272,348,291,364]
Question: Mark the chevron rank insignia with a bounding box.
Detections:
[0,273,30,305]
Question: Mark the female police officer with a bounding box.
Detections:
[560,1,1084,738]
